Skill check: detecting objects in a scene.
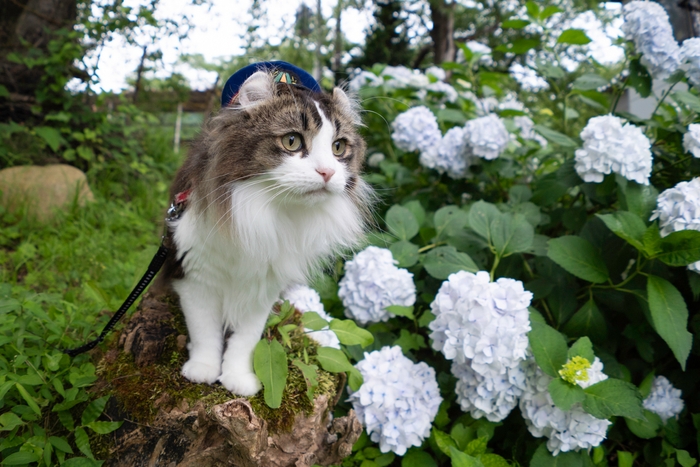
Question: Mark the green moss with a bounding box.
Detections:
[97,299,340,434]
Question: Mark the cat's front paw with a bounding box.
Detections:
[181,359,221,384]
[219,371,262,396]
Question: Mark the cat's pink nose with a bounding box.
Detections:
[316,168,335,183]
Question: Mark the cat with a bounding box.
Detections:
[158,65,372,396]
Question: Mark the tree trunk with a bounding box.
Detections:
[93,293,362,467]
[428,0,456,64]
[333,0,343,84]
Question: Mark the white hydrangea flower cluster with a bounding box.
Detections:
[622,1,680,80]
[426,81,458,103]
[463,114,510,161]
[428,271,532,421]
[347,70,383,92]
[514,116,547,147]
[425,66,446,81]
[680,38,700,87]
[381,66,430,89]
[281,284,340,349]
[391,106,442,156]
[348,346,442,455]
[642,375,684,422]
[338,246,416,325]
[420,127,469,179]
[650,178,700,271]
[683,124,700,158]
[519,358,612,455]
[574,115,652,185]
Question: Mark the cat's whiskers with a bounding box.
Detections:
[190,177,273,228]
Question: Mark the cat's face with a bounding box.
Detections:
[198,72,366,209]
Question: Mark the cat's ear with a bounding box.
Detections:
[235,71,275,108]
[332,88,363,126]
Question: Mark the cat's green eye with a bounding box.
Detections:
[282,133,303,152]
[332,139,346,157]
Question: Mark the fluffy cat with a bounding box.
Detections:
[158,69,372,396]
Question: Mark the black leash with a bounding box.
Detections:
[63,243,170,357]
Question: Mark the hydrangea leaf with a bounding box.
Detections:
[530,443,584,467]
[423,246,479,279]
[386,305,414,319]
[386,205,419,240]
[548,378,586,411]
[301,311,329,331]
[672,90,700,113]
[329,319,374,348]
[316,347,354,373]
[616,178,658,220]
[401,450,437,467]
[596,212,646,251]
[532,161,581,206]
[643,223,662,257]
[562,300,608,343]
[547,236,609,283]
[557,28,592,45]
[479,454,510,467]
[646,276,692,370]
[435,205,469,241]
[490,213,534,256]
[654,230,700,266]
[528,321,568,378]
[394,329,426,353]
[572,74,608,91]
[465,436,488,456]
[449,446,485,467]
[582,379,644,420]
[628,59,652,98]
[403,200,426,226]
[468,201,501,241]
[431,428,457,456]
[533,125,578,148]
[389,240,419,268]
[624,409,661,439]
[567,337,594,362]
[253,338,288,409]
[501,19,530,29]
[676,450,697,467]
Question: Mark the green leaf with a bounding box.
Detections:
[432,428,457,456]
[402,450,437,467]
[61,458,103,467]
[562,300,607,343]
[643,223,662,257]
[34,126,64,152]
[617,452,634,467]
[548,378,586,411]
[673,90,700,113]
[480,454,510,467]
[491,213,534,256]
[532,161,581,206]
[567,337,594,362]
[87,420,123,434]
[423,246,479,279]
[49,436,74,454]
[2,451,40,465]
[15,382,41,415]
[74,426,94,459]
[646,276,693,370]
[386,205,419,240]
[292,359,319,402]
[572,74,608,91]
[617,179,658,220]
[81,396,109,426]
[502,19,530,29]
[316,347,355,373]
[503,38,541,54]
[533,125,578,148]
[596,212,646,251]
[655,230,700,266]
[57,410,75,431]
[348,367,363,391]
[403,200,426,226]
[582,379,644,420]
[530,443,583,467]
[437,108,467,124]
[386,305,414,319]
[557,29,592,45]
[526,2,540,19]
[547,236,609,283]
[390,240,419,268]
[278,324,297,347]
[253,338,288,409]
[0,84,9,97]
[529,322,568,378]
[301,311,329,331]
[676,450,697,467]
[541,6,563,19]
[394,329,427,353]
[0,412,25,431]
[468,201,501,241]
[625,410,662,439]
[450,446,485,467]
[329,319,374,347]
[435,205,469,241]
[465,436,488,456]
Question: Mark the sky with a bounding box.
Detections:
[89,0,372,92]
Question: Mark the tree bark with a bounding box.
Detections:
[95,293,362,467]
[428,0,456,64]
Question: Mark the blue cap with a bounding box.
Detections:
[221,61,321,108]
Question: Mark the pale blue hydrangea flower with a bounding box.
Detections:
[574,115,652,185]
[338,247,416,325]
[509,63,549,92]
[622,1,680,80]
[463,114,510,160]
[420,127,469,179]
[348,346,442,455]
[464,41,493,65]
[519,358,612,455]
[683,124,700,158]
[281,284,340,349]
[367,152,386,167]
[426,81,458,103]
[643,375,684,422]
[650,178,700,271]
[425,66,446,81]
[347,70,382,92]
[391,106,442,157]
[680,38,700,87]
[514,116,547,147]
[452,360,528,422]
[381,66,430,89]
[429,271,532,377]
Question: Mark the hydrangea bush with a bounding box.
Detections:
[314,2,700,466]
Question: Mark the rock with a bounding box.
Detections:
[0,164,94,221]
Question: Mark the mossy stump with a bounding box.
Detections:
[93,292,362,467]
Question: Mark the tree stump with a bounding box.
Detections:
[94,293,362,467]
